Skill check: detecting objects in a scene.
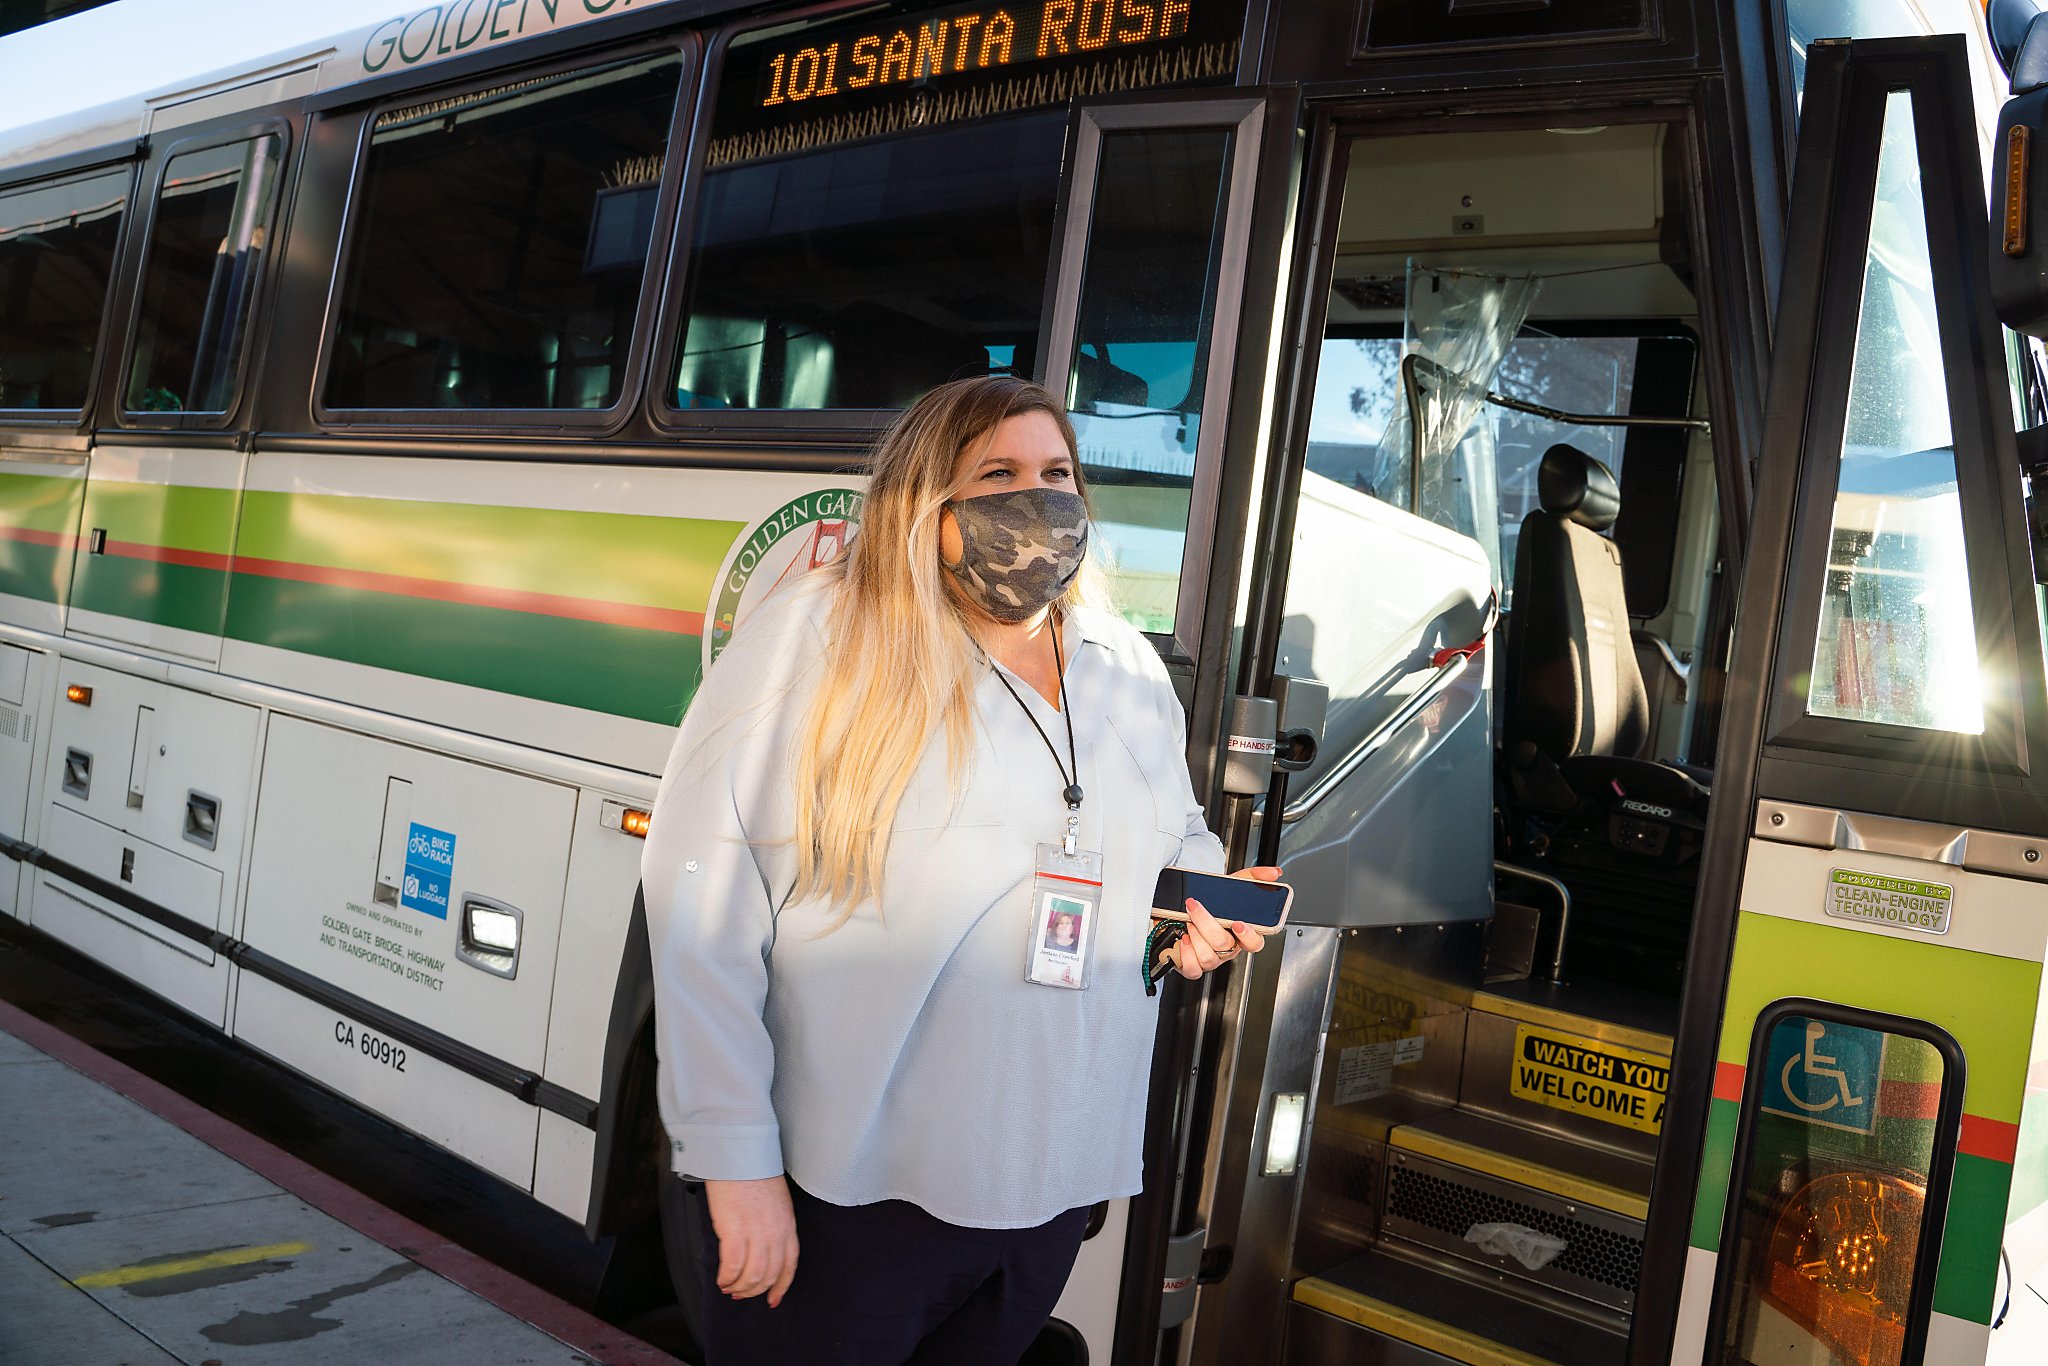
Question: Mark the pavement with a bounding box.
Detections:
[0,999,681,1366]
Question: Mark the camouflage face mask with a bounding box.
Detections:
[943,487,1090,624]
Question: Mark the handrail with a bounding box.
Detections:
[1398,352,1712,451]
[1494,861,1574,983]
[1280,650,1473,824]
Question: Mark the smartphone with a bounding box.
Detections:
[1152,867,1293,934]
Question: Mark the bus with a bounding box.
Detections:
[0,1,2043,1364]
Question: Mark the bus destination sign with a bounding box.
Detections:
[710,1,1236,166]
[756,1,1192,109]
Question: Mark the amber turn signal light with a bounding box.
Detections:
[65,684,91,706]
[620,808,652,839]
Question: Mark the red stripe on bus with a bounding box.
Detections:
[1714,1061,1745,1103]
[1877,1078,1941,1120]
[106,538,232,571]
[1958,1113,2019,1164]
[229,555,709,636]
[3,530,706,635]
[0,525,75,548]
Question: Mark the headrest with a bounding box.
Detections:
[1537,444,1620,531]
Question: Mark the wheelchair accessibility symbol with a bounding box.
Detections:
[1761,1017,1885,1135]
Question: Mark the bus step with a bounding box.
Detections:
[1380,1143,1644,1315]
[1389,1108,1652,1221]
[1289,1242,1626,1366]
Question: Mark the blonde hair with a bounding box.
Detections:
[790,376,1104,919]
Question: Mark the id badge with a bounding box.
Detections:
[1025,843,1104,989]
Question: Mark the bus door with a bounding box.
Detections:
[24,115,286,1028]
[1030,89,1301,1364]
[1659,36,2048,1366]
[1176,89,1733,1366]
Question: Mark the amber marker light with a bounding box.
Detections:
[65,684,91,705]
[1762,1169,1925,1366]
[620,808,652,838]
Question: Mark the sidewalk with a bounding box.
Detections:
[0,999,680,1366]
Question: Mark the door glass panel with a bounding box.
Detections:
[126,137,282,414]
[1805,91,1984,734]
[1059,128,1232,634]
[1715,1012,1950,1366]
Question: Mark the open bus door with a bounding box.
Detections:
[1658,35,2048,1366]
[1029,87,1303,1365]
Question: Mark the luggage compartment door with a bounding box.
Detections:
[235,716,574,1188]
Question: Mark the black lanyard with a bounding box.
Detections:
[986,622,1084,852]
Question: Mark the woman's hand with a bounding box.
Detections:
[703,1175,800,1307]
[1168,866,1281,980]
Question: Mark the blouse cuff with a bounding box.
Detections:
[669,1123,785,1181]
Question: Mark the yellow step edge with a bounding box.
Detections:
[1471,990,1673,1058]
[1292,1277,1558,1366]
[1390,1125,1650,1221]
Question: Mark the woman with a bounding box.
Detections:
[642,376,1277,1365]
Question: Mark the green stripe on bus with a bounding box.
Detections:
[1716,912,2037,1124]
[237,491,742,613]
[0,539,70,605]
[224,574,702,723]
[70,556,226,635]
[0,470,85,534]
[1933,1153,2012,1323]
[79,481,236,554]
[1691,1096,1739,1251]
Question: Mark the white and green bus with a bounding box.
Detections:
[3,1,2047,1363]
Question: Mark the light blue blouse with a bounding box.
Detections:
[641,573,1226,1228]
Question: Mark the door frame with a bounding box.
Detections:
[1649,32,2042,1366]
[1186,72,1775,1366]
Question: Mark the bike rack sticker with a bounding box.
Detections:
[1508,1024,1668,1135]
[1761,1018,1885,1134]
[1823,868,1952,935]
[400,822,455,920]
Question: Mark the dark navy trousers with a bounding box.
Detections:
[689,1181,1090,1366]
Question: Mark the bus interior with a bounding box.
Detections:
[1240,116,1726,1364]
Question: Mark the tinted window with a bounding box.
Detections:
[326,53,684,412]
[1058,127,1233,634]
[127,137,283,414]
[676,113,1064,411]
[0,168,127,412]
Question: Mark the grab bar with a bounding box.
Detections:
[1281,651,1473,824]
[1494,862,1573,983]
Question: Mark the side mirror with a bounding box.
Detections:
[1991,0,2043,79]
[1989,12,2048,335]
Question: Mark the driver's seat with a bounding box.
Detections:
[1505,443,1651,762]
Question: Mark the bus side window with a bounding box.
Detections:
[672,55,1065,413]
[125,135,283,416]
[323,52,685,414]
[0,167,128,414]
